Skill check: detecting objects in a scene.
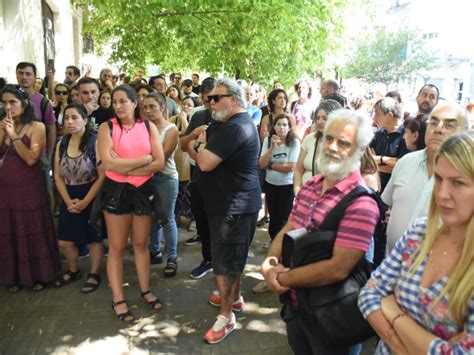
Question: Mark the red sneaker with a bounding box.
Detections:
[203,314,236,344]
[208,293,245,312]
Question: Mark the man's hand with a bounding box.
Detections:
[192,124,208,139]
[83,101,99,116]
[261,257,290,294]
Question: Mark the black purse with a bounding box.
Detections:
[281,185,381,346]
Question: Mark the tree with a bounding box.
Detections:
[342,27,436,87]
[76,0,351,85]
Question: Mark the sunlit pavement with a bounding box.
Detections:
[0,223,377,354]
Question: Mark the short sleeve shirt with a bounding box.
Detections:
[200,112,262,215]
[289,171,379,252]
[30,92,56,125]
[260,137,300,186]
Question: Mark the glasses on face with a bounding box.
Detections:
[207,94,233,103]
[428,117,459,132]
[55,91,69,96]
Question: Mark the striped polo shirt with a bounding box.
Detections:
[289,170,379,251]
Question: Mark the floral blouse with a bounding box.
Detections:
[358,218,474,354]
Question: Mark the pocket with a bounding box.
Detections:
[221,215,245,245]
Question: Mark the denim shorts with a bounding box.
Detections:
[209,213,258,275]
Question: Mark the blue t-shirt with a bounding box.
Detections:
[200,112,262,215]
[246,105,262,127]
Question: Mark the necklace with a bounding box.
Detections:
[428,248,448,274]
[123,122,136,134]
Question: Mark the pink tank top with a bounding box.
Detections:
[105,118,152,187]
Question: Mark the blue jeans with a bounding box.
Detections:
[150,174,179,259]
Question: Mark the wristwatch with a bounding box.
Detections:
[193,141,202,153]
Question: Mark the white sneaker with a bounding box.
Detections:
[247,249,255,258]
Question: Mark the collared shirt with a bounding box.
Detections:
[358,218,474,355]
[382,149,429,251]
[370,125,409,191]
[289,170,379,252]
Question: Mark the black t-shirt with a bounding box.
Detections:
[199,112,262,215]
[192,85,200,95]
[184,109,215,183]
[90,107,115,126]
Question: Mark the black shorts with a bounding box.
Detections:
[209,213,258,276]
[101,177,154,215]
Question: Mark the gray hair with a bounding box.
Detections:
[374,97,402,119]
[429,102,470,130]
[324,109,374,151]
[215,78,247,108]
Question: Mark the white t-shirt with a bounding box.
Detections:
[261,137,300,186]
[159,124,179,180]
[382,149,429,251]
[300,133,323,184]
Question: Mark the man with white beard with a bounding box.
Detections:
[261,109,380,354]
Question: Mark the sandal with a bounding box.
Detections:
[111,300,135,322]
[140,290,162,311]
[7,284,23,293]
[32,282,47,292]
[80,273,101,294]
[164,258,177,278]
[54,270,82,288]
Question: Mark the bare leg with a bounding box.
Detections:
[58,240,79,273]
[131,214,160,309]
[216,274,240,319]
[105,212,133,317]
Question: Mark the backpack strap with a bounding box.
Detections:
[86,133,98,166]
[40,96,49,122]
[58,135,72,163]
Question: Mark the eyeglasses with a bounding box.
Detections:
[207,94,233,103]
[428,117,459,132]
[55,91,69,96]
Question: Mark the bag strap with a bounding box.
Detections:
[40,96,49,123]
[311,134,321,177]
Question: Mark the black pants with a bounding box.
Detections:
[190,166,211,262]
[264,182,294,240]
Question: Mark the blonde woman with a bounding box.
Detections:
[358,131,474,354]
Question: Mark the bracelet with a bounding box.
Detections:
[390,313,406,328]
[144,156,152,166]
[380,155,385,165]
[11,138,21,143]
[268,162,273,170]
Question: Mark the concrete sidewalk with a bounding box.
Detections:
[0,225,376,354]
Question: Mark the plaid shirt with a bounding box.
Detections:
[358,218,474,354]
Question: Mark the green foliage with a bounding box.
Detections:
[76,0,349,86]
[342,27,436,86]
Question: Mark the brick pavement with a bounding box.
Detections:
[0,224,377,355]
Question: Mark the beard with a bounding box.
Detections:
[212,108,230,122]
[64,77,72,85]
[317,149,361,181]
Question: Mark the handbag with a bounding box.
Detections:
[281,185,383,346]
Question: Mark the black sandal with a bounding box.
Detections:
[140,290,162,310]
[80,273,101,294]
[111,300,135,322]
[54,270,82,288]
[164,258,177,278]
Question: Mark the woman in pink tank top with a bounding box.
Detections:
[98,85,164,322]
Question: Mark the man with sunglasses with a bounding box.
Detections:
[187,78,261,344]
[64,65,80,88]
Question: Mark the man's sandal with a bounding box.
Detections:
[54,270,82,288]
[111,300,135,322]
[80,273,101,294]
[140,290,162,310]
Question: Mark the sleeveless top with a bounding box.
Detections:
[105,118,152,187]
[159,124,179,180]
[60,151,96,185]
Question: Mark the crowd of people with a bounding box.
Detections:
[0,62,473,353]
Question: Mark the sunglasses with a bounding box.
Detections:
[55,91,69,95]
[207,94,233,103]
